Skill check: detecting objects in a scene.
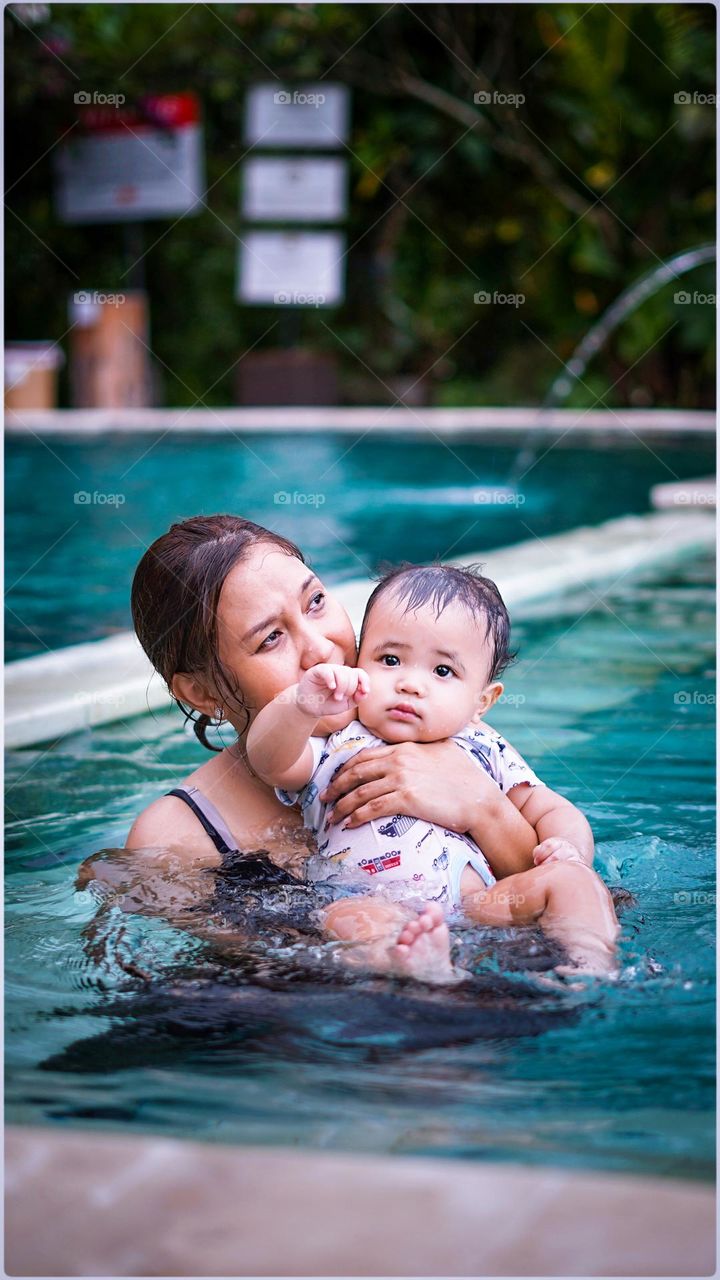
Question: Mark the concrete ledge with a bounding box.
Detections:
[651,475,716,510]
[5,631,169,750]
[5,406,716,436]
[5,510,715,749]
[334,508,716,633]
[4,1127,715,1277]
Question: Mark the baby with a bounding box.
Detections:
[247,564,618,981]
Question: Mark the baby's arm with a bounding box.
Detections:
[246,664,369,791]
[509,784,594,866]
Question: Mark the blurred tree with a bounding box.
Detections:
[4,2,715,407]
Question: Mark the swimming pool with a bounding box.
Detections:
[5,431,713,659]
[5,550,715,1179]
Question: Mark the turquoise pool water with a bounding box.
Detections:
[5,551,715,1178]
[5,432,713,659]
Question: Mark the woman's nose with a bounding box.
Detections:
[299,629,334,669]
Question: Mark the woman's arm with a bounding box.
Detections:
[319,740,539,877]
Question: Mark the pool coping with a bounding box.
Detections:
[5,1126,715,1277]
[5,405,717,435]
[5,509,716,749]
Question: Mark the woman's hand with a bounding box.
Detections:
[320,739,501,831]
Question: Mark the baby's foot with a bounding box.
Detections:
[555,931,620,979]
[390,903,465,986]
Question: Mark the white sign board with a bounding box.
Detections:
[238,231,345,306]
[55,93,204,224]
[244,83,350,149]
[242,157,347,222]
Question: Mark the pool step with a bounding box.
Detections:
[650,475,716,510]
[5,509,714,749]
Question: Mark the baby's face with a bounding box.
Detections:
[356,591,503,743]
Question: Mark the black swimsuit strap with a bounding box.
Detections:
[166,788,233,857]
[165,787,299,886]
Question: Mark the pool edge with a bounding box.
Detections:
[5,1125,716,1276]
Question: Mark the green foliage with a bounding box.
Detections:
[5,2,715,407]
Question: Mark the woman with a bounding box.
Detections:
[80,514,616,980]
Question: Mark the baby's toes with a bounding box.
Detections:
[419,902,445,931]
[396,918,421,947]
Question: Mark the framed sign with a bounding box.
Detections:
[244,83,350,150]
[237,230,345,306]
[55,93,204,223]
[242,156,347,223]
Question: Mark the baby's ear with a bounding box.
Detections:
[471,681,504,722]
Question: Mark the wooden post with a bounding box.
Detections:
[4,343,64,409]
[69,289,152,408]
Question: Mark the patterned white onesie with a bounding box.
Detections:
[277,721,542,911]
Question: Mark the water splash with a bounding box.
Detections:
[509,243,715,483]
[544,243,715,409]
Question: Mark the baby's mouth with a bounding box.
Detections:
[387,703,421,721]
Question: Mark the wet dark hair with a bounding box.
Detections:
[131,514,304,750]
[359,562,516,681]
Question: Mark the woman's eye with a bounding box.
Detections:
[258,629,282,651]
[380,654,399,667]
[309,591,326,610]
[435,664,454,678]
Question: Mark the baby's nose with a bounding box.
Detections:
[397,668,425,694]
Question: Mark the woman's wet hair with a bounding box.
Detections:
[131,514,304,750]
[359,562,516,681]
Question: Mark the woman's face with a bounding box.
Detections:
[216,544,357,733]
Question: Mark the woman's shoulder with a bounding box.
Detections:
[125,791,221,860]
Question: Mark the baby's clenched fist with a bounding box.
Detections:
[296,663,370,717]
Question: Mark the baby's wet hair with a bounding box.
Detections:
[359,562,516,681]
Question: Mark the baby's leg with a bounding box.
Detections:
[460,861,619,975]
[321,895,464,985]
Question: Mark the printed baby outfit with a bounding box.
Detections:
[277,722,542,910]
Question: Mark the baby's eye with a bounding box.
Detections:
[380,654,400,667]
[435,664,455,678]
